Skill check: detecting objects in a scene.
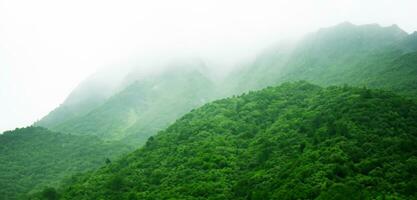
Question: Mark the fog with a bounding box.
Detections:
[1,0,417,132]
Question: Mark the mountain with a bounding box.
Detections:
[15,22,417,199]
[46,61,215,145]
[53,82,417,200]
[399,31,417,52]
[0,127,132,200]
[35,23,417,145]
[228,22,417,96]
[35,68,128,128]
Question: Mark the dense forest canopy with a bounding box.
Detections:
[0,127,132,200]
[47,82,417,200]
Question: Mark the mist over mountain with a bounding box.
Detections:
[36,22,417,145]
[35,68,129,128]
[1,21,417,199]
[227,22,417,95]
[400,31,417,52]
[50,62,214,145]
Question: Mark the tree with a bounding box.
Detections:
[42,187,58,200]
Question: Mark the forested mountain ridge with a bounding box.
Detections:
[6,22,415,199]
[399,31,417,52]
[47,63,215,145]
[35,22,417,145]
[0,127,132,200]
[227,22,417,96]
[34,68,128,128]
[50,82,417,200]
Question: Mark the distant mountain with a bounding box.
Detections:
[36,23,417,146]
[399,31,417,52]
[47,61,215,145]
[0,127,132,200]
[55,82,417,200]
[35,68,128,128]
[2,61,216,198]
[227,22,417,96]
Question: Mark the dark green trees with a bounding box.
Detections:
[56,82,417,199]
[0,127,131,200]
[41,188,59,200]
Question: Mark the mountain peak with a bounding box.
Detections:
[336,21,355,27]
[310,22,408,48]
[321,22,406,34]
[385,24,407,34]
[390,24,400,29]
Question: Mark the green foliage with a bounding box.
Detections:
[49,65,215,146]
[0,127,132,199]
[57,82,417,199]
[35,23,417,148]
[228,23,417,97]
[41,188,59,200]
[16,23,417,199]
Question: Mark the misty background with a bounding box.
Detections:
[1,0,417,132]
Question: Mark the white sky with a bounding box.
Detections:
[1,0,416,132]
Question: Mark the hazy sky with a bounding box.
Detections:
[1,0,416,132]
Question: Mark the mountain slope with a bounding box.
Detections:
[56,82,417,200]
[49,63,215,145]
[228,22,417,96]
[35,68,127,128]
[0,127,132,200]
[399,31,417,52]
[36,22,417,145]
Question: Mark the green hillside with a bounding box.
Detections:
[0,127,132,200]
[48,65,215,145]
[53,82,417,200]
[15,22,417,199]
[36,23,417,146]
[35,68,127,128]
[229,23,417,96]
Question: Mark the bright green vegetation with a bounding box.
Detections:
[0,127,132,200]
[229,23,417,97]
[53,82,417,200]
[5,22,415,199]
